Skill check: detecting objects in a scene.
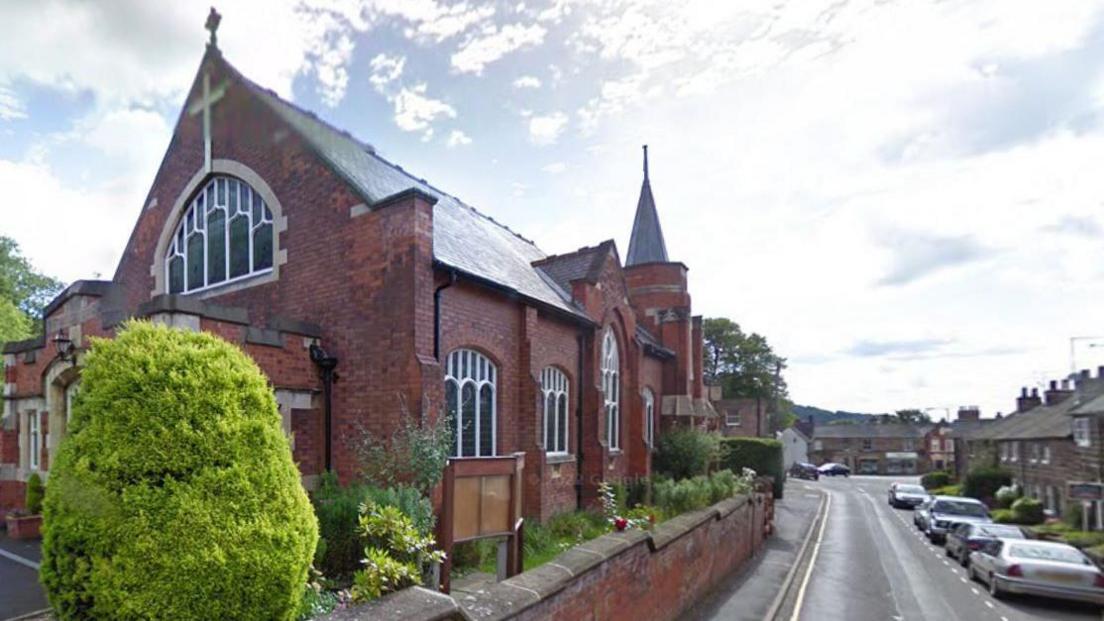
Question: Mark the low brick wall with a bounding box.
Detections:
[332,491,772,621]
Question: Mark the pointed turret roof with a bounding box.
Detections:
[625,145,669,266]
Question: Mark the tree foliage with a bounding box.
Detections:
[0,236,64,340]
[893,409,933,425]
[40,321,317,620]
[702,318,786,399]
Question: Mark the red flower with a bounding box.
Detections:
[614,517,628,531]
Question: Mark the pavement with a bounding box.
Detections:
[0,534,48,621]
[795,475,1101,621]
[686,479,826,621]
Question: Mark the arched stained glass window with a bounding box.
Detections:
[166,176,274,294]
[642,388,655,448]
[444,349,497,457]
[602,328,621,450]
[541,367,569,455]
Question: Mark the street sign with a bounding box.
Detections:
[1068,481,1104,501]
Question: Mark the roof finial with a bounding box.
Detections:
[642,144,649,181]
[205,7,222,49]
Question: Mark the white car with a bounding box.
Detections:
[970,538,1104,605]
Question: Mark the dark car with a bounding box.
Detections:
[818,462,851,477]
[790,462,820,480]
[946,523,1025,568]
[888,483,928,509]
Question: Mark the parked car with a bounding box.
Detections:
[946,523,1025,567]
[790,462,819,480]
[970,539,1104,605]
[924,496,991,542]
[887,483,928,509]
[914,497,934,530]
[818,463,851,477]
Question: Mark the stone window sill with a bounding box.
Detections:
[545,453,575,465]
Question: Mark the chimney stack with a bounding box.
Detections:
[1044,379,1074,406]
[956,406,980,423]
[1016,386,1042,412]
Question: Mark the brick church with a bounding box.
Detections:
[1,21,715,521]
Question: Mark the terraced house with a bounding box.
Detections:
[1,36,716,521]
[809,423,929,475]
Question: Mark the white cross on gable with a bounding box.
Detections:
[187,72,229,173]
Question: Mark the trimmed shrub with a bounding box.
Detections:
[1010,497,1045,525]
[718,437,785,499]
[653,427,719,481]
[24,472,44,515]
[350,503,443,602]
[921,470,953,490]
[994,485,1020,509]
[653,470,745,516]
[991,508,1018,524]
[928,484,962,497]
[312,474,434,581]
[961,467,1012,504]
[40,321,317,621]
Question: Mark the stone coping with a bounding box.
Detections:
[324,586,465,621]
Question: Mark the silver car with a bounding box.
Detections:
[970,539,1104,605]
[923,496,991,542]
[888,483,928,509]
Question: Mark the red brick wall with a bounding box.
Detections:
[0,480,26,516]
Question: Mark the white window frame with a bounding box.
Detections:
[28,411,39,470]
[541,367,569,455]
[902,438,915,451]
[601,328,621,451]
[164,175,274,295]
[931,438,940,452]
[65,380,80,426]
[813,440,823,451]
[444,349,497,458]
[1009,441,1019,462]
[1029,442,1040,464]
[643,388,655,448]
[1042,444,1051,464]
[1074,417,1092,448]
[1000,442,1009,462]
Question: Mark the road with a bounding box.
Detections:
[0,534,47,620]
[795,475,1100,621]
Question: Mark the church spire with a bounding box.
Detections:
[626,145,669,266]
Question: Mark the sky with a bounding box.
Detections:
[3,0,1104,419]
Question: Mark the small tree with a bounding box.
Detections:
[351,395,452,496]
[962,467,1013,504]
[24,472,44,515]
[653,427,720,481]
[40,321,317,620]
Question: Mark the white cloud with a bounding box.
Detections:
[368,0,495,43]
[451,22,547,75]
[512,75,541,89]
[541,162,566,173]
[369,53,406,91]
[446,129,472,147]
[0,85,25,121]
[393,83,456,132]
[528,111,568,145]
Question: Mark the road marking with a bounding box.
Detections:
[959,577,967,583]
[970,587,979,596]
[789,492,833,621]
[984,601,994,609]
[0,547,40,570]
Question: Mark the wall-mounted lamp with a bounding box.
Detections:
[53,329,76,363]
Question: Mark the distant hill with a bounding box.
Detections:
[792,404,886,426]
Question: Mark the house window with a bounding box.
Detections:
[1042,444,1051,464]
[444,349,496,457]
[541,367,569,455]
[1074,417,1092,448]
[27,412,39,470]
[65,380,80,425]
[601,328,621,451]
[165,176,274,294]
[1010,441,1019,462]
[813,440,823,451]
[931,438,940,452]
[902,439,915,451]
[1029,442,1040,464]
[1000,442,1009,462]
[862,439,872,451]
[643,388,655,448]
[726,408,741,426]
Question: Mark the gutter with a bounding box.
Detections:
[575,331,586,511]
[433,270,457,360]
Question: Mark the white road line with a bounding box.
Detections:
[970,587,979,596]
[0,547,40,570]
[959,577,967,583]
[984,601,994,609]
[790,492,833,621]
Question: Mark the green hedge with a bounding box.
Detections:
[921,471,953,490]
[718,437,784,499]
[961,467,1012,503]
[653,427,719,481]
[1010,497,1045,525]
[40,322,317,620]
[25,472,44,515]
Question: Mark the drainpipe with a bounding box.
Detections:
[434,271,457,360]
[575,332,586,511]
[310,343,339,473]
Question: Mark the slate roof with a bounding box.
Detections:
[531,241,615,295]
[979,397,1084,441]
[1072,393,1104,415]
[625,146,669,266]
[812,423,929,439]
[635,325,674,358]
[225,57,590,322]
